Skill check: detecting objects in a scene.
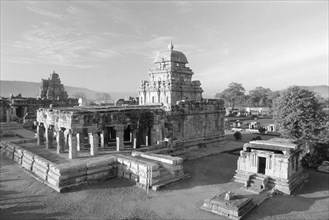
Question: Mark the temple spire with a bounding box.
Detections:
[168,42,174,50]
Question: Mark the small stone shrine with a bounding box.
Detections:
[233,138,308,195]
[201,191,256,220]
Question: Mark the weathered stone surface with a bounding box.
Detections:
[201,192,256,220]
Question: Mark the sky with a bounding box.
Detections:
[1,0,328,98]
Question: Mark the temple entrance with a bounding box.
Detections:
[139,126,151,146]
[16,106,25,118]
[124,126,131,142]
[258,157,266,174]
[107,127,116,147]
[82,128,90,148]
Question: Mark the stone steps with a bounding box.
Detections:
[152,174,189,191]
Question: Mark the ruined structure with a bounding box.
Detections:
[38,71,68,100]
[233,138,308,195]
[0,72,78,124]
[36,43,225,158]
[201,191,256,219]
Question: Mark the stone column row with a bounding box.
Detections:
[115,125,124,151]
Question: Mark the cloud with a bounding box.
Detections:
[172,1,193,14]
[121,36,175,59]
[81,2,144,34]
[26,6,63,18]
[4,23,121,68]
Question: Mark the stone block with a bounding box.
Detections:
[117,170,124,178]
[86,159,109,169]
[23,150,35,161]
[87,166,110,175]
[123,172,131,179]
[49,163,87,175]
[32,166,48,180]
[13,155,22,165]
[22,158,34,171]
[87,171,110,181]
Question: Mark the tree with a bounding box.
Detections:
[273,86,328,142]
[248,87,272,107]
[258,127,266,134]
[215,82,246,109]
[268,90,281,107]
[233,131,242,141]
[95,92,112,104]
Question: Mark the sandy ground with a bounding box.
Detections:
[1,149,329,220]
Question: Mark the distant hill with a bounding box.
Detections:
[299,85,329,98]
[1,80,327,100]
[0,80,136,101]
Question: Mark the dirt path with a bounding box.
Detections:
[1,153,328,220]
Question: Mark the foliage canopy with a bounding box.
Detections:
[273,86,328,142]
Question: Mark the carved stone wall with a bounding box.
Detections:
[38,71,68,100]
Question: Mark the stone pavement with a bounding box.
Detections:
[11,128,36,139]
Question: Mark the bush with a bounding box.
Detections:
[251,136,262,141]
[234,131,242,141]
[301,143,329,168]
[258,127,266,134]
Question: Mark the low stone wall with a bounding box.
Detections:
[132,152,185,189]
[1,142,118,192]
[1,142,185,193]
[47,157,117,192]
[116,154,160,187]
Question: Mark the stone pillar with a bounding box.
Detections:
[6,109,10,122]
[145,135,149,147]
[45,126,54,149]
[64,130,69,149]
[100,131,105,148]
[68,133,78,159]
[145,126,149,146]
[89,133,99,156]
[115,125,124,151]
[104,128,109,147]
[56,130,65,153]
[132,129,137,149]
[37,124,44,145]
[76,133,81,151]
[23,107,28,117]
[12,107,17,120]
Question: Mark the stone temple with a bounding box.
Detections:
[139,42,203,107]
[36,43,225,158]
[0,72,77,124]
[233,138,308,195]
[38,71,69,100]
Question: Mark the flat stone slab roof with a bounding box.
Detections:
[247,138,300,152]
[44,104,164,113]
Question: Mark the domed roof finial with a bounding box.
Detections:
[168,42,174,50]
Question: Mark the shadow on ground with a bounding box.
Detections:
[163,153,239,191]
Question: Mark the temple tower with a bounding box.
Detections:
[139,43,203,108]
[38,71,68,100]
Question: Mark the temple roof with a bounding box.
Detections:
[154,42,188,64]
[245,138,301,153]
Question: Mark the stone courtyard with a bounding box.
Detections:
[1,146,328,220]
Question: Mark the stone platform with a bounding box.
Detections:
[201,191,256,220]
[0,139,186,193]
